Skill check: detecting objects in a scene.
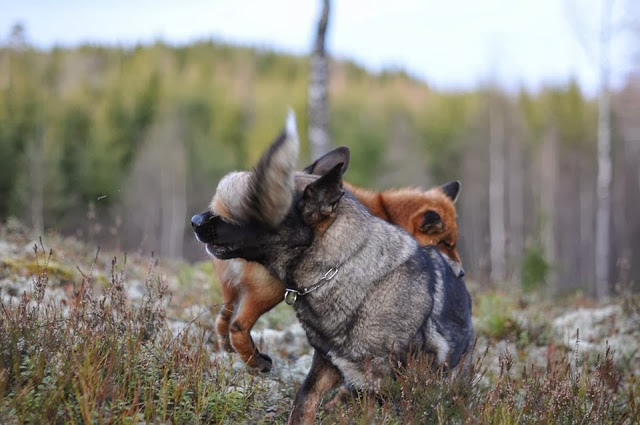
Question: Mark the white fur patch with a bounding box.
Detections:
[429,320,451,364]
[328,352,366,387]
[286,109,298,142]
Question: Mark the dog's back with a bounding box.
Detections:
[344,183,460,261]
[413,246,473,367]
[291,191,472,388]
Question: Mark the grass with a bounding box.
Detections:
[0,238,290,424]
[0,224,639,424]
[323,342,638,424]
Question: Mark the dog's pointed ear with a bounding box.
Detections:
[301,162,345,224]
[420,210,445,234]
[302,146,350,176]
[247,110,299,227]
[439,180,461,203]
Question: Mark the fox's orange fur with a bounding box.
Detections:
[213,182,462,371]
[344,182,460,263]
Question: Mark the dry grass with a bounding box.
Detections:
[0,240,288,424]
[1,229,638,424]
[324,342,637,425]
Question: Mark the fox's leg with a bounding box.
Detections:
[216,280,239,352]
[229,284,283,372]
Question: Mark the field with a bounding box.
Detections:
[1,218,639,424]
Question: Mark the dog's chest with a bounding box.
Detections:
[292,288,358,351]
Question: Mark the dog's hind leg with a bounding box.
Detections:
[216,279,239,352]
[288,351,343,425]
[229,279,283,373]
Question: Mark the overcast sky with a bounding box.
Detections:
[1,0,637,95]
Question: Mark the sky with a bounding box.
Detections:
[0,0,637,96]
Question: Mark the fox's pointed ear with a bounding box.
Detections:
[420,210,445,234]
[301,163,345,224]
[440,181,461,203]
[302,146,350,176]
[247,110,299,227]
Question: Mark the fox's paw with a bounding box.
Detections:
[250,351,273,373]
[221,335,235,353]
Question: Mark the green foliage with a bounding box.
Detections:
[475,292,522,341]
[521,242,551,293]
[331,99,386,185]
[519,88,546,141]
[416,93,478,182]
[0,39,602,243]
[548,80,595,148]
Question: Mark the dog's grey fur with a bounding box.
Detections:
[191,112,473,423]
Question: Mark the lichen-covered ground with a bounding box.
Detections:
[1,219,639,424]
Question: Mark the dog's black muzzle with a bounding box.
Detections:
[191,211,216,244]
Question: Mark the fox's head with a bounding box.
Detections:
[191,111,349,275]
[303,149,462,266]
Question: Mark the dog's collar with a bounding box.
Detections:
[284,263,342,306]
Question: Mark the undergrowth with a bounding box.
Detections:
[1,238,638,424]
[327,344,638,424]
[0,240,284,424]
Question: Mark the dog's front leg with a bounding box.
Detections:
[288,351,342,425]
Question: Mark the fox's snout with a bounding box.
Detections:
[191,211,215,243]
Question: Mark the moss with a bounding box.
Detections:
[0,257,76,286]
[475,292,522,341]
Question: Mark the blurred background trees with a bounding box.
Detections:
[0,22,638,297]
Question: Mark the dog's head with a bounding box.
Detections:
[191,111,349,271]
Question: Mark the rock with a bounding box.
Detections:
[0,240,18,257]
[251,323,309,359]
[126,280,145,301]
[280,353,313,383]
[551,304,640,357]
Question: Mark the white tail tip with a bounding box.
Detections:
[286,108,298,141]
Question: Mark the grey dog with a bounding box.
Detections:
[191,111,473,424]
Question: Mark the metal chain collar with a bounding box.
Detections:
[283,263,341,306]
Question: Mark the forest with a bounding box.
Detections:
[0,25,639,297]
[1,11,640,422]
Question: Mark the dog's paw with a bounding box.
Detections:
[252,352,273,373]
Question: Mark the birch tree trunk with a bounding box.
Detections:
[159,119,186,258]
[595,0,613,298]
[508,131,525,279]
[489,92,506,282]
[308,0,331,161]
[540,129,558,289]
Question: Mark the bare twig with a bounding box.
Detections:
[163,305,218,355]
